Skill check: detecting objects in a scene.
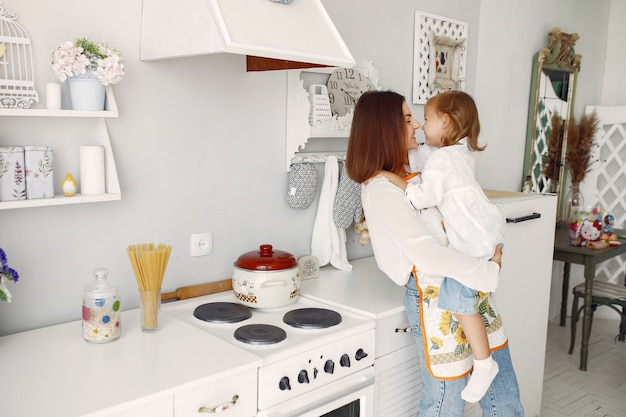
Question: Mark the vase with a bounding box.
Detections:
[566,182,584,243]
[68,69,105,111]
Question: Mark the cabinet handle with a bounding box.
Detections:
[198,395,239,413]
[506,212,541,223]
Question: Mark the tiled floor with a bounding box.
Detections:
[540,318,625,417]
[465,318,625,417]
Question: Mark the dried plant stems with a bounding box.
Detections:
[567,112,598,184]
[543,112,564,185]
[127,243,172,330]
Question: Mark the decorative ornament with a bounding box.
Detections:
[62,172,77,196]
[354,215,370,246]
[0,2,39,109]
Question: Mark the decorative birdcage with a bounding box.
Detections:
[0,2,38,109]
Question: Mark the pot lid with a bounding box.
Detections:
[235,244,297,271]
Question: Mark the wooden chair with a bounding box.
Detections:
[569,280,626,354]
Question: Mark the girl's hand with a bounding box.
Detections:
[490,244,503,270]
[378,170,408,191]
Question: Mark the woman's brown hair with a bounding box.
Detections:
[426,90,485,151]
[346,90,407,183]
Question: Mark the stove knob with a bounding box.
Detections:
[340,354,351,367]
[298,370,310,384]
[279,377,291,391]
[324,360,335,374]
[355,348,368,361]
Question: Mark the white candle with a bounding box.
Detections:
[46,83,61,110]
[80,146,105,195]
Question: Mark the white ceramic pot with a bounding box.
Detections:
[232,244,300,308]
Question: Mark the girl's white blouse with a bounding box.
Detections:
[360,176,499,291]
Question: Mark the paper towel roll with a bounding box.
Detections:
[46,83,61,110]
[80,146,105,195]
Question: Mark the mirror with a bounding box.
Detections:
[522,28,581,221]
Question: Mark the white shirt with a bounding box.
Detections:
[360,176,499,292]
[405,138,504,259]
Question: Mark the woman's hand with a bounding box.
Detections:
[490,244,503,270]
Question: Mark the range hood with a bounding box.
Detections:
[140,0,355,68]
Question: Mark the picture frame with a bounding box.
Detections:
[428,32,466,91]
[413,11,468,104]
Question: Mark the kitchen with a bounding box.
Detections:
[0,0,624,416]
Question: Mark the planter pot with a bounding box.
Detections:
[68,70,105,111]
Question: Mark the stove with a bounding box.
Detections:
[162,291,376,414]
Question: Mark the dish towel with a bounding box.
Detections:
[310,156,352,271]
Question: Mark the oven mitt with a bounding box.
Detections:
[333,161,362,228]
[287,163,317,210]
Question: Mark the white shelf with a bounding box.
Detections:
[285,66,378,171]
[0,86,119,118]
[0,86,121,210]
[0,193,121,209]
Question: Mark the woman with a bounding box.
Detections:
[345,90,523,416]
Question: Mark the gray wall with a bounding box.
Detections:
[0,0,616,335]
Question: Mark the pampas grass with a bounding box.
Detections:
[567,112,599,184]
[543,112,564,186]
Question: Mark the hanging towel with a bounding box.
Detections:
[333,161,363,228]
[310,156,352,271]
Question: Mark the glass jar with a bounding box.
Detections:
[82,267,121,343]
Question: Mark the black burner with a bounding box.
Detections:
[193,302,252,324]
[283,308,342,329]
[234,324,287,345]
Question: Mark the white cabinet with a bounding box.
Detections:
[0,86,121,210]
[105,397,173,417]
[174,369,257,417]
[486,191,557,417]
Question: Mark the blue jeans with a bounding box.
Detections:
[404,275,524,417]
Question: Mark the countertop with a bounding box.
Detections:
[301,256,406,319]
[0,309,262,417]
[0,257,400,417]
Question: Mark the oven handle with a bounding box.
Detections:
[260,370,375,417]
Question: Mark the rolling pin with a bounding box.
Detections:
[161,279,232,301]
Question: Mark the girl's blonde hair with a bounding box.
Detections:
[426,91,485,151]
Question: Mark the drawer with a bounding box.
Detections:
[174,369,257,417]
[108,396,173,417]
[376,311,415,358]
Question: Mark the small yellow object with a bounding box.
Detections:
[62,172,77,196]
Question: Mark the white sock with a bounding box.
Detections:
[461,356,499,403]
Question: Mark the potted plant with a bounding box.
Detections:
[0,248,19,302]
[51,38,125,110]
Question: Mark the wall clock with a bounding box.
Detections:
[326,68,372,116]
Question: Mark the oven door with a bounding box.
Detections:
[257,368,375,417]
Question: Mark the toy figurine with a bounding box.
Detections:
[62,172,77,196]
[603,213,615,234]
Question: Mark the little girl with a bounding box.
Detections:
[381,91,503,403]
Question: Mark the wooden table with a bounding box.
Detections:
[553,226,626,371]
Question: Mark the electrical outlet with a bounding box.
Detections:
[190,233,212,257]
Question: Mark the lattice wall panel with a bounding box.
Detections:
[586,105,626,284]
[412,11,467,104]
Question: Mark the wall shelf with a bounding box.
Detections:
[285,68,352,171]
[0,86,121,210]
[285,66,380,171]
